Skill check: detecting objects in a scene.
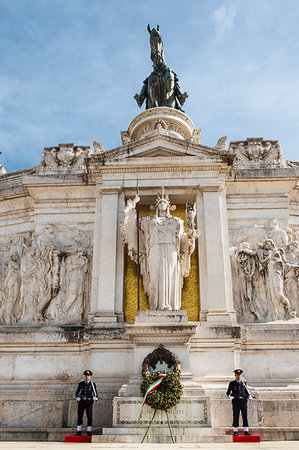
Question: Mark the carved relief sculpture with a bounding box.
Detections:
[121,188,199,311]
[0,225,92,326]
[230,221,299,323]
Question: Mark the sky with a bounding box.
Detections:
[0,0,298,173]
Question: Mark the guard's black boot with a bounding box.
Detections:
[87,431,92,436]
[244,431,251,436]
[76,431,82,436]
[233,431,238,436]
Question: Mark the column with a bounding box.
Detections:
[201,185,236,324]
[90,186,119,325]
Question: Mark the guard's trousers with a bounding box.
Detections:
[232,398,248,427]
[77,399,93,426]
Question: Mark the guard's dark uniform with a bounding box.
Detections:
[76,378,98,427]
[226,378,250,428]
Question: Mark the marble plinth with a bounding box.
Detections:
[113,396,210,427]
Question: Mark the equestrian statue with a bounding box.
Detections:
[134,25,188,111]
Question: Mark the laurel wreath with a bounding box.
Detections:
[140,371,183,411]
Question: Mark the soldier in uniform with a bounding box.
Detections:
[75,369,98,436]
[226,369,252,436]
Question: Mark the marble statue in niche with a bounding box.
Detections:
[121,189,199,311]
[230,220,299,323]
[0,225,92,325]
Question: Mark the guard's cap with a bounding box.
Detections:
[234,369,243,375]
[84,369,93,376]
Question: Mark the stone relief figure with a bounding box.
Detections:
[236,243,260,320]
[121,188,199,311]
[0,254,21,324]
[0,225,91,326]
[231,227,298,323]
[134,25,188,110]
[19,248,41,323]
[256,239,295,320]
[47,250,88,323]
[266,219,289,248]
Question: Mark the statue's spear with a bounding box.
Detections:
[136,180,140,311]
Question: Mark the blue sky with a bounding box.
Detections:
[0,0,298,173]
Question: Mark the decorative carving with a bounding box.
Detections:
[142,344,181,378]
[230,138,290,168]
[0,165,7,175]
[93,141,105,154]
[0,225,92,325]
[121,188,199,311]
[186,203,196,229]
[214,136,227,151]
[230,218,290,250]
[39,143,91,173]
[0,254,21,324]
[231,225,298,323]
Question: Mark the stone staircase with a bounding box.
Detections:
[93,427,232,443]
[92,426,299,444]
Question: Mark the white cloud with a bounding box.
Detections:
[212,1,237,38]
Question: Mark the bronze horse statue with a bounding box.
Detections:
[134,25,188,111]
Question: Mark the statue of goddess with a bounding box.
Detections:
[121,189,199,311]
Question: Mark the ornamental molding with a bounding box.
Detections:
[127,107,195,139]
[99,186,122,195]
[92,164,230,175]
[91,133,231,163]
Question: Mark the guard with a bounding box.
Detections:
[75,369,98,436]
[226,369,252,436]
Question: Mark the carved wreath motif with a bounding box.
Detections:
[141,344,181,378]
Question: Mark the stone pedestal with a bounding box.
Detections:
[112,311,209,431]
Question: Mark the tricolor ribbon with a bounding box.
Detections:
[138,373,167,420]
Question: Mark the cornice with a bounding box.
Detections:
[91,163,230,176]
[90,133,231,163]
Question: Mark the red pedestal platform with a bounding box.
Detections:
[233,435,261,443]
[65,435,92,443]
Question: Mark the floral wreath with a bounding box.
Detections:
[139,345,183,412]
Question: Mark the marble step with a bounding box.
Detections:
[101,427,224,436]
[93,434,232,443]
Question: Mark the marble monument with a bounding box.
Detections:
[0,26,298,443]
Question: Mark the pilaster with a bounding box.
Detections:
[201,184,236,324]
[90,186,120,325]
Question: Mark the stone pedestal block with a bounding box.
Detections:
[113,396,210,427]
